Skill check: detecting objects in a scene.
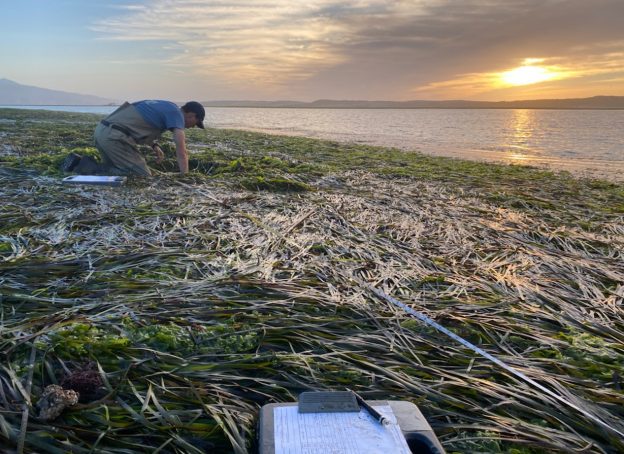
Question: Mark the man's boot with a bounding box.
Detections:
[60,153,82,172]
[73,156,103,175]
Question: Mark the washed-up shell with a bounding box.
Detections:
[37,384,79,421]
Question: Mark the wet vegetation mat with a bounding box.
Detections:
[1,108,623,453]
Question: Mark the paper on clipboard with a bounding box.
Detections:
[273,404,411,454]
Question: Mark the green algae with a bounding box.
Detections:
[240,176,312,192]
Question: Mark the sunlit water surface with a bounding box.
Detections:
[3,106,623,180]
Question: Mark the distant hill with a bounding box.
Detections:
[1,78,621,109]
[203,96,624,109]
[0,78,114,105]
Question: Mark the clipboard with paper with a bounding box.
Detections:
[258,391,445,454]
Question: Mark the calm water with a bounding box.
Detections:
[3,105,623,180]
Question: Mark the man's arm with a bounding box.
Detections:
[172,128,189,174]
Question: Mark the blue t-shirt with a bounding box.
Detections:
[132,100,184,131]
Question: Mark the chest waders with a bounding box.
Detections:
[93,102,165,176]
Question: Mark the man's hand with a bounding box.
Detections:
[152,144,165,164]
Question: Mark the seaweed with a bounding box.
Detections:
[0,108,623,453]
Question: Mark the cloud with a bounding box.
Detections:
[92,1,361,86]
[91,0,624,99]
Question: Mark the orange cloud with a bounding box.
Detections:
[413,51,624,100]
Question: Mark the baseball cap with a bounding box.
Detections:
[182,101,205,128]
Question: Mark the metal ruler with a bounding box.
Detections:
[360,280,624,440]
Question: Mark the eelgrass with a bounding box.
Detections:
[0,108,623,453]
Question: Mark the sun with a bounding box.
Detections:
[500,65,556,86]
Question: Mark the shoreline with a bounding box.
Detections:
[231,125,624,182]
[426,146,624,182]
[1,106,623,183]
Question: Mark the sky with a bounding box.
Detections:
[1,0,623,102]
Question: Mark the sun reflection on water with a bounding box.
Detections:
[508,153,530,163]
[504,109,538,164]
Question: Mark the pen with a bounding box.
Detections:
[347,388,390,426]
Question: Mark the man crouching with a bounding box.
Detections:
[62,100,205,176]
